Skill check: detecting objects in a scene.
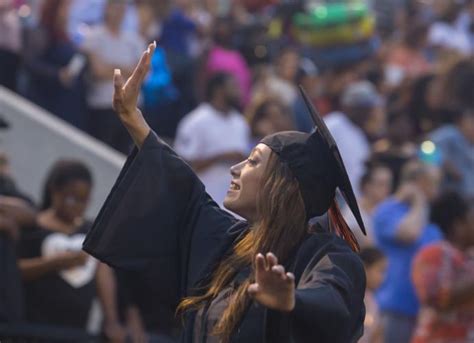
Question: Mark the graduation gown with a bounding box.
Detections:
[83,131,366,343]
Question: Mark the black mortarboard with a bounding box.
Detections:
[260,86,366,236]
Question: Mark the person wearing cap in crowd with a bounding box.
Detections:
[325,80,385,196]
[83,43,366,342]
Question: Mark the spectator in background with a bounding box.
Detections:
[373,160,443,343]
[292,58,320,133]
[0,0,21,91]
[17,160,125,341]
[343,163,393,249]
[174,73,249,207]
[372,109,417,190]
[0,153,36,324]
[245,97,294,147]
[204,16,251,106]
[325,81,385,195]
[23,0,87,129]
[82,0,145,154]
[256,47,300,106]
[411,191,474,343]
[384,23,431,88]
[359,247,387,343]
[431,108,474,200]
[68,0,139,45]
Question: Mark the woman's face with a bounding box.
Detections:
[365,167,393,204]
[455,208,474,249]
[255,104,293,138]
[52,180,91,223]
[224,144,272,221]
[366,258,387,291]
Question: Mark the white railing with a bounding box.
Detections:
[0,86,125,217]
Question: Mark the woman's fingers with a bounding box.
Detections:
[266,252,278,268]
[127,41,155,90]
[255,253,266,274]
[271,265,286,280]
[248,283,259,296]
[113,69,125,111]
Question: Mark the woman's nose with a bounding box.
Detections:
[230,160,244,177]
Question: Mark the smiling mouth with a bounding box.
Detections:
[229,181,241,191]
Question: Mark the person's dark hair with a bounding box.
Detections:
[430,191,470,238]
[205,72,232,102]
[403,22,428,49]
[442,58,474,110]
[213,16,234,47]
[40,0,69,41]
[41,160,93,210]
[359,162,387,191]
[359,247,385,267]
[247,98,288,137]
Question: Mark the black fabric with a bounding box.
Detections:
[18,222,95,329]
[83,131,365,342]
[0,234,23,323]
[261,87,366,235]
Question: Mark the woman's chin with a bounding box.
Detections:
[223,196,241,215]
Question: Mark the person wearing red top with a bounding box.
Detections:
[412,191,474,343]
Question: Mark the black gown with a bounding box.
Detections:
[83,131,366,343]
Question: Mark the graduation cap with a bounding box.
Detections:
[260,86,366,237]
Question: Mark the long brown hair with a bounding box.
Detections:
[177,152,308,342]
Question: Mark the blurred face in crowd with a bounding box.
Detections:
[458,111,474,144]
[388,114,415,145]
[365,105,386,139]
[277,50,300,82]
[364,167,393,205]
[456,207,474,248]
[224,144,272,221]
[52,180,91,223]
[223,76,242,109]
[365,258,387,291]
[105,0,127,30]
[253,102,294,138]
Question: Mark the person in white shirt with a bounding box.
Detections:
[325,81,385,196]
[174,72,250,207]
[81,0,145,154]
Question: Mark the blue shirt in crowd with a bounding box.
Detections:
[373,198,443,316]
[431,124,474,199]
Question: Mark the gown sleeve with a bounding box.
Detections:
[83,130,239,297]
[289,241,366,343]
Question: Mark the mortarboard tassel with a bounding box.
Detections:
[328,200,360,253]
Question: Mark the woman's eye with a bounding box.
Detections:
[247,158,257,166]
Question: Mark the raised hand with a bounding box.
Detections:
[248,252,295,312]
[113,41,156,119]
[112,41,156,148]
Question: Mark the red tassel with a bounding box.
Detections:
[328,200,360,252]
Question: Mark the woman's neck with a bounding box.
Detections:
[359,197,376,214]
[37,209,81,234]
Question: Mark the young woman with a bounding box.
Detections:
[84,43,366,343]
[18,160,124,341]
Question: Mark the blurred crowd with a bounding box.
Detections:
[1,0,474,342]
